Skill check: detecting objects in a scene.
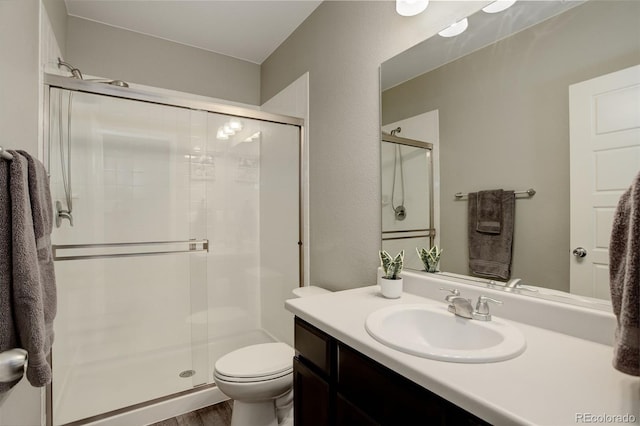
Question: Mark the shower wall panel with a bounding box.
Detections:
[260,123,300,347]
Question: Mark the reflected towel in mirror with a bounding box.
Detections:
[468,190,515,280]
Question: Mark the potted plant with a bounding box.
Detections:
[378,250,404,298]
[417,246,443,273]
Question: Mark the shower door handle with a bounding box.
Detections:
[52,239,209,261]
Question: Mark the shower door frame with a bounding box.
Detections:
[380,132,435,247]
[43,73,306,426]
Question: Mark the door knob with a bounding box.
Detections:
[573,247,587,258]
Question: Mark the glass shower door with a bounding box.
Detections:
[49,88,209,425]
[381,140,434,271]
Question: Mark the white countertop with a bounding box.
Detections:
[285,285,640,426]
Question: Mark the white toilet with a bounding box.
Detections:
[213,286,330,426]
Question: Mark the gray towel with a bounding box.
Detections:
[609,171,640,376]
[0,159,18,392]
[0,151,56,392]
[476,189,503,234]
[468,190,515,280]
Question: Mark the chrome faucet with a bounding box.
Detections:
[448,296,475,319]
[505,278,522,288]
[441,288,502,321]
[505,278,538,292]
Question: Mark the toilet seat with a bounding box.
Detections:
[214,369,292,383]
[214,342,294,383]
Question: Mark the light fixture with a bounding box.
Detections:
[216,127,229,140]
[396,0,429,17]
[229,118,243,132]
[482,0,517,14]
[438,18,469,38]
[223,124,235,136]
[243,132,261,143]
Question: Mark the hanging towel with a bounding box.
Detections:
[468,190,515,280]
[0,151,56,392]
[609,171,640,377]
[476,189,503,234]
[0,159,18,392]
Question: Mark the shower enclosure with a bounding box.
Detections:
[381,132,434,271]
[45,75,303,425]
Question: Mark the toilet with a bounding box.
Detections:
[213,286,331,426]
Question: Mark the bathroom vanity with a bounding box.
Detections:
[285,271,640,425]
[294,316,488,425]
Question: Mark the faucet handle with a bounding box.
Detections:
[475,295,502,315]
[439,287,460,302]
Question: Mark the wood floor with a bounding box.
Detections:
[149,400,233,426]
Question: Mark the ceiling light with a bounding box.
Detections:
[223,124,235,136]
[229,119,243,131]
[396,0,429,17]
[243,132,261,143]
[216,128,229,140]
[482,0,517,14]
[438,18,469,38]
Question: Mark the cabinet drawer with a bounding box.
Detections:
[294,317,333,376]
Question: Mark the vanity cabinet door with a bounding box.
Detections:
[336,393,380,426]
[337,343,446,425]
[293,357,331,426]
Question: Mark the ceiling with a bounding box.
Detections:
[381,0,585,90]
[64,0,323,64]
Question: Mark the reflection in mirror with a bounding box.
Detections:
[380,0,640,303]
[381,131,434,271]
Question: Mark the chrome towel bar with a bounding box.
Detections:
[0,349,27,383]
[454,188,536,199]
[0,146,14,161]
[52,239,209,261]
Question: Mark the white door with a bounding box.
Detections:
[569,64,640,299]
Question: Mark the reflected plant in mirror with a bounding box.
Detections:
[417,246,442,273]
[380,0,640,307]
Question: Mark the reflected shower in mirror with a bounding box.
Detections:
[381,129,434,271]
[380,0,640,303]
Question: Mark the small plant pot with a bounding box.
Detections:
[425,260,440,273]
[379,277,403,299]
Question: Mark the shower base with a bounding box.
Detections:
[52,329,273,426]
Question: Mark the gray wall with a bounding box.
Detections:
[0,0,44,424]
[42,0,67,58]
[382,0,640,291]
[261,1,485,291]
[66,16,261,105]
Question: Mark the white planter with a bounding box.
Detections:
[379,277,403,299]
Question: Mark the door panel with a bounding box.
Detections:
[569,65,640,298]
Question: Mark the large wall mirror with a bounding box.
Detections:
[380,0,640,304]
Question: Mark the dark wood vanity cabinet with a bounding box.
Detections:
[293,317,490,426]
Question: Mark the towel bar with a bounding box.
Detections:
[52,239,209,261]
[0,349,27,383]
[454,188,536,199]
[0,146,14,161]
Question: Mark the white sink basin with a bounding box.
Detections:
[365,303,526,363]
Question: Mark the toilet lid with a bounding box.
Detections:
[214,343,294,379]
